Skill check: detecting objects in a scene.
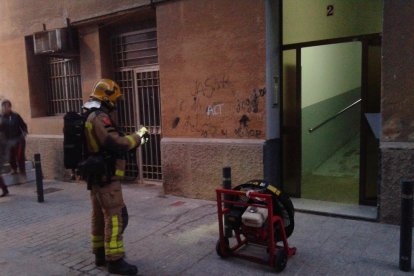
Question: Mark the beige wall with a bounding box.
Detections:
[79,25,103,102]
[157,0,267,198]
[162,138,264,200]
[284,0,383,44]
[0,0,152,136]
[26,135,68,180]
[0,0,151,40]
[157,0,266,140]
[0,38,31,125]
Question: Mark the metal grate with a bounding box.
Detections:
[114,69,162,181]
[46,57,82,115]
[115,70,139,179]
[112,27,162,182]
[111,28,158,69]
[136,70,162,181]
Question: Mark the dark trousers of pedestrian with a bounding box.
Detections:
[9,139,26,175]
[0,176,8,196]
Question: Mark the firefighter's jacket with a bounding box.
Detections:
[84,109,141,179]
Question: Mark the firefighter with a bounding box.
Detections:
[82,79,149,275]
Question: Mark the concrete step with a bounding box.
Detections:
[3,169,36,186]
[1,161,36,186]
[1,160,34,174]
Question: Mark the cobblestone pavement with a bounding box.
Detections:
[0,180,411,275]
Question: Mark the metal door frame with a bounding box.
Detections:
[282,33,381,205]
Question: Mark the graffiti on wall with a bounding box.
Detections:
[193,75,231,98]
[173,73,265,138]
[206,103,224,116]
[182,114,228,138]
[234,114,262,138]
[192,75,231,112]
[236,88,266,114]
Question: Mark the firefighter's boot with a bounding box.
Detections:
[94,248,106,267]
[107,258,138,275]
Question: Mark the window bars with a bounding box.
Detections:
[46,57,82,115]
[111,28,158,69]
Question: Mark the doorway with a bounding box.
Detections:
[111,28,163,183]
[282,35,381,205]
[301,42,361,204]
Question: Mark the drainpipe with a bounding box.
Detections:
[264,0,283,188]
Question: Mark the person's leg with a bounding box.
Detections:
[98,181,137,275]
[90,188,106,266]
[0,176,8,197]
[16,139,26,176]
[8,144,18,174]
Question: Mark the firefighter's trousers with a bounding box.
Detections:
[90,181,128,261]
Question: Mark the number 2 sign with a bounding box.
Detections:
[327,5,334,16]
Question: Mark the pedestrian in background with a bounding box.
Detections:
[0,99,28,177]
[0,131,9,197]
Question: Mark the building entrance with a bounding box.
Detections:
[111,28,162,183]
[301,42,361,204]
[282,35,381,206]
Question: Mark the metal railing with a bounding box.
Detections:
[308,98,361,133]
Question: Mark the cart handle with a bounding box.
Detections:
[216,188,273,208]
[216,188,272,200]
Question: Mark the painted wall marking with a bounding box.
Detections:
[206,103,224,116]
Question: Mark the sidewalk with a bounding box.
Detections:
[0,180,411,276]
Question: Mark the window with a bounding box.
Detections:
[46,57,82,115]
[111,28,158,69]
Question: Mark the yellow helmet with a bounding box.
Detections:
[90,79,122,107]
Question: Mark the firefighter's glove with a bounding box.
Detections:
[136,126,149,145]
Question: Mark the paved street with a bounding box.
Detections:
[0,180,411,275]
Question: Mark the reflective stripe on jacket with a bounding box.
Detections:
[84,110,141,177]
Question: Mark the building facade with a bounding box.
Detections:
[0,0,411,224]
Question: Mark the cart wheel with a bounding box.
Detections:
[274,196,295,241]
[215,238,230,258]
[274,248,287,272]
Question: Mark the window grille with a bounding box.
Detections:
[46,57,82,115]
[111,28,158,69]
